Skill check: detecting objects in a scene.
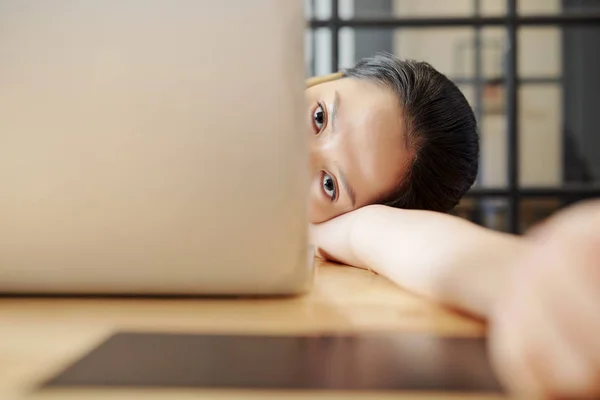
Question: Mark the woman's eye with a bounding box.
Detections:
[313,104,325,133]
[322,172,337,200]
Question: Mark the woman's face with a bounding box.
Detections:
[305,77,412,223]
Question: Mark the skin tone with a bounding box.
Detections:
[307,77,600,397]
[310,200,600,398]
[305,77,413,224]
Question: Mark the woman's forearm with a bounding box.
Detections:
[312,205,531,318]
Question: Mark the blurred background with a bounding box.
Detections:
[305,0,600,233]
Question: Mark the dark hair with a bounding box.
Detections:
[343,53,479,212]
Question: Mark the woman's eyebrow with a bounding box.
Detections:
[336,165,356,207]
[331,90,340,133]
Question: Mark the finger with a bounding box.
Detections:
[488,257,547,395]
[524,292,599,398]
[533,222,600,363]
[503,241,600,397]
[492,287,598,398]
[489,298,544,396]
[545,266,600,365]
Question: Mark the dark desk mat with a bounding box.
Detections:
[43,332,503,392]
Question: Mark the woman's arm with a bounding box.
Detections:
[312,202,600,397]
[310,204,530,318]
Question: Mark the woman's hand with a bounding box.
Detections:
[489,201,600,398]
[309,207,366,266]
[313,201,600,397]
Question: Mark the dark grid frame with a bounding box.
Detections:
[308,0,600,233]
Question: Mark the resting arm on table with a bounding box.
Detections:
[310,203,600,398]
[310,204,528,318]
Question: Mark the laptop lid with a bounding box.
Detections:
[0,0,312,294]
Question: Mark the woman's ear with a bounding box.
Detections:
[305,72,344,88]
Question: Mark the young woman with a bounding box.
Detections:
[308,53,600,398]
[304,53,478,224]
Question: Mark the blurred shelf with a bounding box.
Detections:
[466,186,600,198]
[308,13,600,29]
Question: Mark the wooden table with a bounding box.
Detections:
[0,260,503,399]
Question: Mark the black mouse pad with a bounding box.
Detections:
[42,332,503,392]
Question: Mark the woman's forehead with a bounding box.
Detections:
[335,78,405,144]
[318,78,400,123]
[329,78,411,204]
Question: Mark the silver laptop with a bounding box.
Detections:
[0,0,313,295]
